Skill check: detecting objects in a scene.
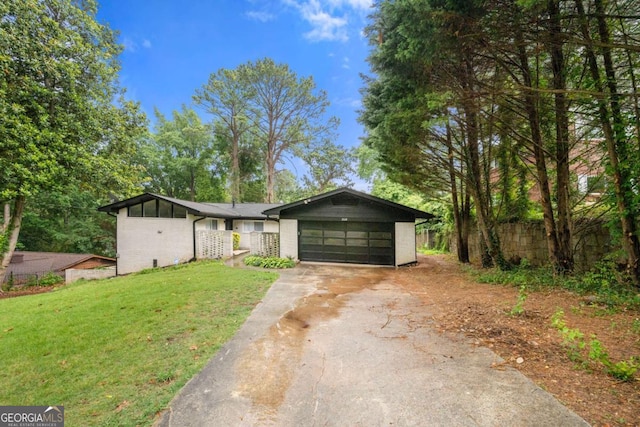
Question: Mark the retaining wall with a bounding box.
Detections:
[454,220,612,270]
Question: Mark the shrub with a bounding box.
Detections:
[243,255,295,269]
[25,272,63,288]
[233,232,240,250]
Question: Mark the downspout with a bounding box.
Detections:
[107,212,118,276]
[192,216,206,261]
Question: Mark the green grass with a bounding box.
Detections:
[0,261,277,426]
[417,247,449,255]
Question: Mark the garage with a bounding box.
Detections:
[263,188,434,267]
[299,220,394,265]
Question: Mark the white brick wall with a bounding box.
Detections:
[279,219,298,260]
[395,222,417,266]
[116,208,196,274]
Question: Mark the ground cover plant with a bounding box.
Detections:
[0,261,277,426]
[243,255,296,269]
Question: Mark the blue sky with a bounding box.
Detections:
[97,0,374,186]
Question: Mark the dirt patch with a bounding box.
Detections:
[392,254,640,427]
[0,286,55,299]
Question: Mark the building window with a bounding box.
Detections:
[128,204,142,217]
[173,205,187,218]
[587,175,605,193]
[243,221,264,232]
[143,200,157,217]
[207,219,218,230]
[127,199,188,218]
[158,199,172,218]
[578,174,606,194]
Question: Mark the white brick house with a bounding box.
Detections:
[99,189,434,274]
[98,194,281,274]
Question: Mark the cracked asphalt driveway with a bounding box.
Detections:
[156,261,589,427]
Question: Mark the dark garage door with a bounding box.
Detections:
[298,221,394,265]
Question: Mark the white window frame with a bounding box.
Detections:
[243,221,264,232]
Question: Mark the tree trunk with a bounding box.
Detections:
[461,57,506,269]
[0,196,26,286]
[447,122,469,263]
[265,141,276,203]
[547,0,574,273]
[575,0,640,286]
[231,130,240,202]
[595,0,640,285]
[2,203,9,233]
[513,18,563,272]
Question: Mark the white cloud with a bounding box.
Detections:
[284,0,371,43]
[327,0,373,11]
[122,36,152,52]
[302,7,348,42]
[335,97,361,108]
[342,56,350,69]
[246,10,275,22]
[122,36,137,52]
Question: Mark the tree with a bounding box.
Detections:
[243,58,340,203]
[142,106,218,201]
[574,0,640,285]
[0,0,146,283]
[194,68,254,202]
[195,59,339,203]
[361,0,491,265]
[298,140,355,194]
[18,184,117,256]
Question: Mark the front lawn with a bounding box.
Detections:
[0,261,277,426]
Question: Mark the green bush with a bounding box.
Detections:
[26,272,63,288]
[475,258,640,310]
[243,255,295,269]
[233,232,240,250]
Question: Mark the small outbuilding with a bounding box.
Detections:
[263,188,433,266]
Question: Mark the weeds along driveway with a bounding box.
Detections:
[156,262,588,427]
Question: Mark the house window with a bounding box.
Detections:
[587,175,605,193]
[207,219,218,230]
[578,174,605,194]
[158,199,172,218]
[127,200,188,218]
[243,221,264,232]
[143,200,157,217]
[173,205,187,218]
[128,203,142,217]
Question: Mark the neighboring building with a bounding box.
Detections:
[5,251,116,285]
[263,188,434,266]
[491,139,607,205]
[98,193,281,274]
[99,189,434,274]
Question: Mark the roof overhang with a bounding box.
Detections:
[262,187,434,220]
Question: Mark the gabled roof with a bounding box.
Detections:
[98,193,282,219]
[7,251,116,276]
[262,187,434,219]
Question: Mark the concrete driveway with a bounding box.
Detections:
[156,263,589,426]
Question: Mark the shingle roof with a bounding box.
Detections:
[6,251,115,277]
[98,193,282,219]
